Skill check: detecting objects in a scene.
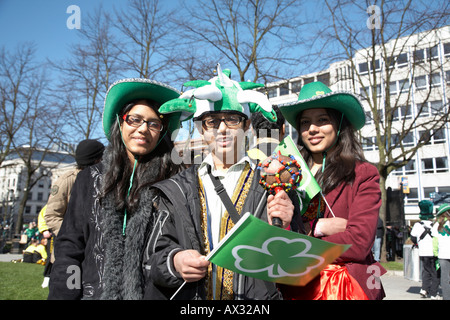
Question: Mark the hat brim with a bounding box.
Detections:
[279,92,365,130]
[103,79,181,139]
[437,204,450,216]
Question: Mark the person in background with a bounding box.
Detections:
[24,222,39,244]
[48,78,183,300]
[37,205,52,287]
[248,105,285,162]
[23,238,47,264]
[410,200,440,299]
[432,203,450,300]
[45,139,105,241]
[278,81,385,300]
[44,139,104,289]
[372,216,384,262]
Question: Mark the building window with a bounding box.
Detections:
[417,100,443,117]
[358,60,380,73]
[424,187,436,199]
[396,53,408,67]
[279,83,289,96]
[421,157,448,174]
[303,77,314,85]
[405,187,418,203]
[391,132,414,148]
[430,100,443,114]
[360,86,369,99]
[291,81,301,93]
[428,45,439,59]
[392,160,417,176]
[317,73,330,86]
[389,81,397,94]
[400,105,412,120]
[426,186,450,199]
[419,128,446,145]
[362,136,378,151]
[443,42,450,56]
[364,111,373,124]
[430,73,441,87]
[415,75,427,89]
[267,88,277,98]
[359,62,368,73]
[399,79,410,92]
[413,48,425,62]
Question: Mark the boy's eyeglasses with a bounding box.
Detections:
[123,114,164,132]
[202,115,244,129]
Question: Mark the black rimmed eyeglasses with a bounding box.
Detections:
[123,114,164,132]
[201,115,244,129]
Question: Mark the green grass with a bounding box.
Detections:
[0,262,49,300]
[381,261,404,271]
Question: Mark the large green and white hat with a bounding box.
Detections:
[103,78,181,140]
[278,81,365,130]
[158,64,277,123]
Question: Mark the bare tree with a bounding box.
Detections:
[113,0,176,79]
[50,6,123,143]
[0,42,65,234]
[171,0,308,84]
[322,0,450,261]
[0,43,39,166]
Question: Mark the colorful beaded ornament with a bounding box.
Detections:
[258,151,302,195]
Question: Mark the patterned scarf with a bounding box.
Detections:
[198,163,253,300]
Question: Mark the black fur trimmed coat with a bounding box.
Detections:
[48,147,157,300]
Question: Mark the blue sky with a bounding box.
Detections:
[0,0,129,62]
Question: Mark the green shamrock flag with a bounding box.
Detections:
[207,212,350,286]
[274,135,321,214]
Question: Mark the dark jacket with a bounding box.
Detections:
[143,164,302,300]
[48,154,156,300]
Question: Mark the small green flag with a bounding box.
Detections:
[207,212,350,286]
[274,135,321,214]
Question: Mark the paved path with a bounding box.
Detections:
[381,272,423,300]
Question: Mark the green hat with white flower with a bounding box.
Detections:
[158,64,277,123]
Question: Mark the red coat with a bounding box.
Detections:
[320,161,386,300]
[281,161,386,300]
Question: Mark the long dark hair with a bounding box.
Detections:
[297,109,366,194]
[100,99,181,213]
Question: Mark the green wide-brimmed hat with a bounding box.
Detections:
[278,81,365,130]
[103,78,181,140]
[437,203,450,217]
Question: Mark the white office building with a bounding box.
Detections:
[263,26,450,225]
[0,146,75,233]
